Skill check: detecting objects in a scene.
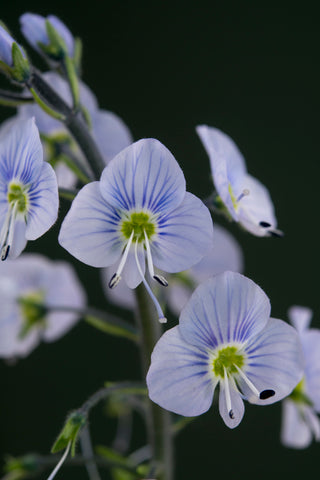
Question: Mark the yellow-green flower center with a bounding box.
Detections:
[212,345,245,378]
[121,212,156,243]
[18,291,46,339]
[7,182,29,213]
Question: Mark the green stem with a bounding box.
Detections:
[27,71,105,180]
[134,285,173,480]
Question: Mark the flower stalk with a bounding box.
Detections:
[134,284,173,480]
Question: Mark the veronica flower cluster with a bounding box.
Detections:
[0,11,316,480]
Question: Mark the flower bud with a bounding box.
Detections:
[0,24,30,82]
[51,410,86,457]
[20,13,74,60]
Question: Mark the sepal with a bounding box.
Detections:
[51,410,87,457]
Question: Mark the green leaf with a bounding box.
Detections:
[84,314,139,342]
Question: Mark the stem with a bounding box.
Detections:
[27,71,105,180]
[134,285,173,480]
[80,425,101,480]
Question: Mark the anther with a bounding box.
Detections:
[153,274,168,287]
[229,409,235,419]
[109,230,134,288]
[236,189,250,202]
[259,389,275,400]
[259,221,271,228]
[1,245,10,261]
[109,273,121,289]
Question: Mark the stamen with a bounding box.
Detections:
[143,230,168,287]
[236,189,250,202]
[134,240,167,324]
[223,367,234,420]
[0,202,18,261]
[234,365,275,401]
[47,440,71,480]
[153,274,169,287]
[109,230,135,289]
[234,365,260,397]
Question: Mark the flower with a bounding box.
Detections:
[0,253,86,359]
[20,13,75,59]
[12,71,133,189]
[196,125,282,237]
[59,138,214,322]
[147,271,303,428]
[102,224,243,314]
[0,117,58,260]
[281,306,320,448]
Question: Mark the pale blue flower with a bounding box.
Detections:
[0,253,86,359]
[281,306,320,448]
[147,271,303,428]
[13,72,133,188]
[59,139,214,322]
[20,13,75,58]
[197,125,282,237]
[0,117,58,259]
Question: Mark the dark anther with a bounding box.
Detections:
[108,273,120,289]
[229,409,235,419]
[259,221,271,228]
[153,274,168,287]
[259,389,275,400]
[1,244,10,261]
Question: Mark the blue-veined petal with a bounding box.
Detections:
[8,218,27,258]
[151,192,213,272]
[242,318,304,405]
[122,248,146,289]
[26,161,58,240]
[58,182,123,267]
[48,15,75,56]
[0,117,43,185]
[147,326,216,416]
[92,109,133,164]
[100,139,186,213]
[219,377,245,429]
[179,272,271,351]
[0,25,16,66]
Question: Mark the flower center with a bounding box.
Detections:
[18,290,47,339]
[212,345,245,377]
[228,183,249,212]
[7,181,29,213]
[121,212,156,243]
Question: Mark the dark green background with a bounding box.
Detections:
[1,2,319,479]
